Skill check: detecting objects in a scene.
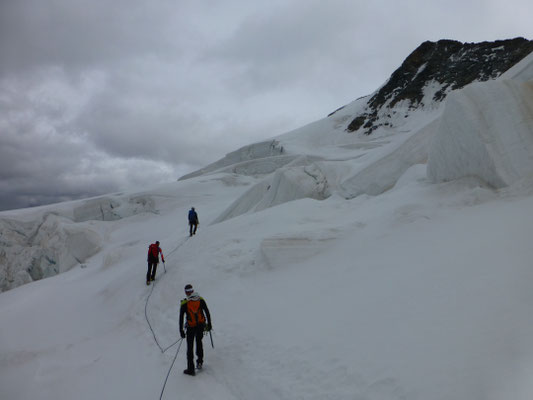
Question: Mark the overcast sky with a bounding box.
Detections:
[1,0,532,211]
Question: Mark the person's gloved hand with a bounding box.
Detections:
[180,330,186,338]
[206,323,212,332]
[162,258,165,263]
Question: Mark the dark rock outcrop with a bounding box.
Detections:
[344,37,533,134]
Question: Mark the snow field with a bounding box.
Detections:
[3,153,533,400]
[2,49,533,400]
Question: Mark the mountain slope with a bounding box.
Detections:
[2,39,533,400]
[345,37,533,134]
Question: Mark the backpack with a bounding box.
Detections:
[148,244,159,259]
[185,299,206,327]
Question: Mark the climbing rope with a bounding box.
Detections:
[159,338,184,400]
[143,235,191,399]
[144,281,165,353]
[166,236,189,258]
[144,236,189,352]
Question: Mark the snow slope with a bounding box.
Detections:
[2,49,533,400]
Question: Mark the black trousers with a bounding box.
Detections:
[147,262,158,281]
[186,325,204,371]
[189,222,198,236]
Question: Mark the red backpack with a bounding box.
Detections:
[149,244,159,258]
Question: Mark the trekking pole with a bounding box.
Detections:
[162,261,167,274]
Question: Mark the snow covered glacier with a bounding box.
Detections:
[2,41,533,290]
[207,51,533,223]
[2,40,533,400]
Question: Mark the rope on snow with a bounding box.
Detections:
[159,338,184,400]
[143,235,191,398]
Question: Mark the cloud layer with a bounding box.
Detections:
[1,0,532,210]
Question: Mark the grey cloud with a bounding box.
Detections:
[73,77,230,166]
[1,0,533,212]
[209,1,358,91]
[204,1,422,104]
[0,68,188,211]
[0,0,182,74]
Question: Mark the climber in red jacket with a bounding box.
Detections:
[146,241,164,285]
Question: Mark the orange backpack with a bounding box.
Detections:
[186,299,206,327]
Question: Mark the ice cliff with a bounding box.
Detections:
[428,52,533,187]
[0,193,156,291]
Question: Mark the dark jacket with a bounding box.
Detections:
[188,209,199,224]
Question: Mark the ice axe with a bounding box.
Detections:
[209,329,214,349]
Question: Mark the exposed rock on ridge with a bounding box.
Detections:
[344,37,533,134]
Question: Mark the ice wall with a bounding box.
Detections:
[179,140,285,180]
[427,79,533,187]
[500,51,533,82]
[0,213,101,291]
[0,193,157,292]
[339,119,438,198]
[213,161,329,223]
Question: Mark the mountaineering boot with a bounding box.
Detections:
[196,360,203,370]
[183,369,195,376]
[146,280,151,285]
[151,276,155,281]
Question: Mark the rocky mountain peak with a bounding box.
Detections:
[342,37,533,134]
